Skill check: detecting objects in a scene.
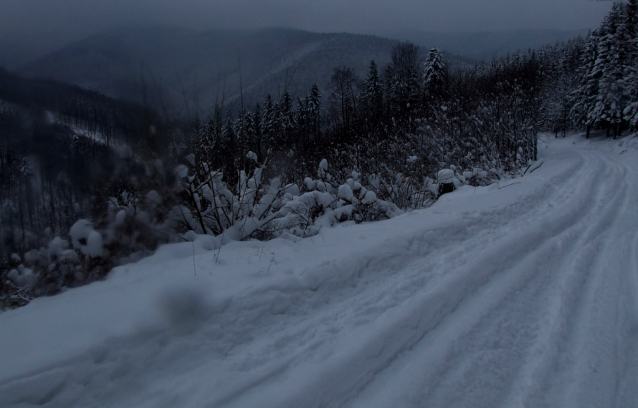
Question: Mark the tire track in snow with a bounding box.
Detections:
[219,150,623,408]
[416,151,629,408]
[0,148,589,408]
[341,149,638,408]
[519,153,631,408]
[132,149,588,408]
[209,152,591,406]
[349,150,627,408]
[613,222,638,408]
[548,152,638,408]
[4,147,636,408]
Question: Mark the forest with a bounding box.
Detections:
[1,1,637,308]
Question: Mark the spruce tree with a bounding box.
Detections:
[571,30,601,137]
[423,48,447,98]
[308,83,322,143]
[594,4,626,136]
[623,0,638,130]
[251,103,263,158]
[361,60,384,121]
[384,42,422,126]
[262,94,277,154]
[279,91,295,145]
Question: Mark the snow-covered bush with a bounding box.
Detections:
[366,169,437,210]
[0,234,86,305]
[70,220,105,258]
[1,186,184,306]
[1,256,31,309]
[175,157,405,242]
[270,162,404,238]
[174,153,294,241]
[100,188,181,264]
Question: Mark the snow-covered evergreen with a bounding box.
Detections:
[571,1,638,136]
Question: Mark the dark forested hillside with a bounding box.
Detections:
[17,27,585,118]
[0,69,174,299]
[18,27,405,117]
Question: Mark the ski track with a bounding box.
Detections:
[1,142,638,408]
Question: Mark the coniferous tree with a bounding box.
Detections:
[296,96,310,151]
[623,0,638,130]
[279,91,295,145]
[251,103,263,158]
[234,109,250,168]
[384,42,422,128]
[541,42,580,137]
[329,66,359,142]
[361,60,384,122]
[571,30,602,137]
[222,117,237,182]
[594,3,627,136]
[423,48,447,98]
[307,83,322,143]
[262,94,277,155]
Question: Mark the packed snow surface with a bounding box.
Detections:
[2,133,638,407]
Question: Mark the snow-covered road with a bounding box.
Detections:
[2,134,638,407]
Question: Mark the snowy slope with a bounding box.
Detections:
[1,133,638,408]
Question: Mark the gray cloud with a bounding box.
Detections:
[0,0,613,36]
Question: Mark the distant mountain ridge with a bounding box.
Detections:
[17,27,401,117]
[382,29,591,60]
[15,26,587,117]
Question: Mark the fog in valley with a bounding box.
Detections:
[1,0,612,68]
[1,0,613,36]
[0,0,613,118]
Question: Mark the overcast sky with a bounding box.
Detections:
[1,0,613,36]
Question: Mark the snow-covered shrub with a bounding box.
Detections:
[7,266,37,288]
[436,168,456,195]
[0,233,89,304]
[1,182,186,307]
[101,188,179,264]
[70,220,105,258]
[0,255,31,309]
[175,153,293,241]
[174,157,407,242]
[463,167,496,187]
[368,170,437,210]
[269,163,404,239]
[22,235,87,296]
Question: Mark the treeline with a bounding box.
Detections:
[188,0,638,193]
[571,0,638,137]
[191,44,543,194]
